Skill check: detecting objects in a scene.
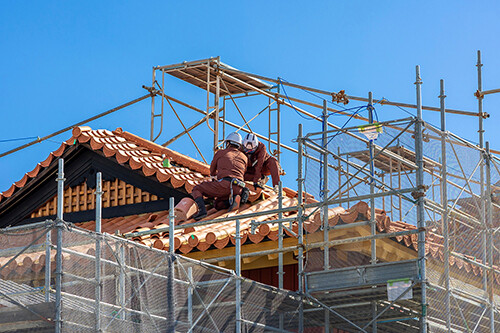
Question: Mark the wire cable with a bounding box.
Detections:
[0,136,38,143]
[278,77,350,111]
[0,94,150,159]
[278,78,315,120]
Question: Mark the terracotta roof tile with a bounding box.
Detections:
[14,174,29,189]
[39,153,54,168]
[2,125,273,202]
[3,184,16,198]
[77,133,91,143]
[27,164,42,178]
[1,125,493,288]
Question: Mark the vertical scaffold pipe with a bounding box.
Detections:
[188,266,193,329]
[322,99,330,332]
[486,142,494,332]
[368,92,376,265]
[277,83,282,164]
[214,57,220,153]
[95,172,103,332]
[119,242,125,319]
[322,99,330,269]
[298,124,304,333]
[167,197,175,333]
[278,181,284,289]
[44,217,52,302]
[477,49,489,311]
[415,66,427,333]
[278,181,285,330]
[150,67,156,141]
[236,219,242,333]
[368,92,377,333]
[55,158,65,333]
[477,50,484,148]
[439,80,451,332]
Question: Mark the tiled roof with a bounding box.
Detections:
[0,126,493,288]
[1,201,496,286]
[0,126,274,205]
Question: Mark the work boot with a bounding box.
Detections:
[192,197,207,221]
[227,195,241,213]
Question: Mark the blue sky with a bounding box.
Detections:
[1,1,500,193]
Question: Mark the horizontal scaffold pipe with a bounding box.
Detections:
[423,198,483,228]
[68,225,238,276]
[158,93,298,154]
[220,67,481,117]
[125,187,419,239]
[307,227,423,249]
[155,58,215,71]
[52,244,189,286]
[239,319,293,333]
[427,282,489,305]
[305,117,414,138]
[200,224,420,264]
[201,245,300,264]
[450,251,499,274]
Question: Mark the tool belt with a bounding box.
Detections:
[221,177,246,188]
[220,177,247,205]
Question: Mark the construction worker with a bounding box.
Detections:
[191,132,249,220]
[242,133,281,193]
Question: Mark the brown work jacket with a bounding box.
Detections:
[246,142,270,183]
[210,146,248,181]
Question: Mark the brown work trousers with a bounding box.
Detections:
[192,179,243,200]
[244,156,280,187]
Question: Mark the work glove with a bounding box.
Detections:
[253,182,264,190]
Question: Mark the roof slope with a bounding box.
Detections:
[0,126,274,206]
[0,126,494,288]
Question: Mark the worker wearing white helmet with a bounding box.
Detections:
[242,133,282,193]
[189,132,249,220]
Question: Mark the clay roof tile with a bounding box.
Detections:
[72,126,92,137]
[102,143,117,157]
[77,132,91,143]
[53,143,67,157]
[40,153,54,168]
[27,164,42,178]
[14,174,29,189]
[2,184,16,198]
[90,137,104,150]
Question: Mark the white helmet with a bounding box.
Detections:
[243,133,259,153]
[225,132,242,148]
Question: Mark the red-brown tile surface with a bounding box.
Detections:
[1,126,497,288]
[1,126,275,205]
[1,199,499,286]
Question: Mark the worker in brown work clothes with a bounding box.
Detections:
[191,132,248,220]
[242,133,281,193]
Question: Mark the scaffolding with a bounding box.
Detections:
[0,161,319,333]
[141,54,500,332]
[2,53,500,332]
